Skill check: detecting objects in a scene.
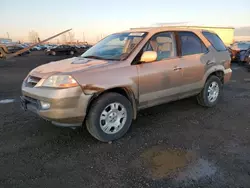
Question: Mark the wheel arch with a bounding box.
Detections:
[203,66,225,85]
[207,70,224,84]
[85,87,138,120]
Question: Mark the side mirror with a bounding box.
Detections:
[140,51,157,63]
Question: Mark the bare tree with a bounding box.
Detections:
[28,30,39,43]
[61,33,67,44]
[68,32,75,44]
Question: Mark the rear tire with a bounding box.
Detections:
[86,92,133,142]
[51,51,56,56]
[70,51,74,55]
[197,75,222,107]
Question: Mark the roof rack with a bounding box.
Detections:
[130,25,235,30]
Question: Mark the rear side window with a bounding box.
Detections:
[202,31,227,51]
[178,32,208,56]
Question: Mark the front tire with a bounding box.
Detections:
[70,51,74,55]
[197,75,222,107]
[51,51,56,56]
[86,92,133,142]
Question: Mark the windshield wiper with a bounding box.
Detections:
[82,55,105,60]
[81,55,120,61]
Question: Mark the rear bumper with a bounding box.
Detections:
[21,85,92,127]
[224,68,232,84]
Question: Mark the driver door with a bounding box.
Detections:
[137,32,183,109]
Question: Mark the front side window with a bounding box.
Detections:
[202,31,227,51]
[81,32,146,60]
[179,32,208,56]
[143,32,176,61]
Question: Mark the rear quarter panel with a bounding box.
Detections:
[194,30,231,83]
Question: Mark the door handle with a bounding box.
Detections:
[206,60,215,65]
[173,66,182,71]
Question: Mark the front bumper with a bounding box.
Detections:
[21,85,92,127]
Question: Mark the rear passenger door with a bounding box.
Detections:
[177,31,209,98]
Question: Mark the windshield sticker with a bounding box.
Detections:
[129,32,145,37]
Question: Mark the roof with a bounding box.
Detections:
[122,26,208,34]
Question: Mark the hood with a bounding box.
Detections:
[30,57,110,78]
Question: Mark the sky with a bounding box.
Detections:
[1,0,250,43]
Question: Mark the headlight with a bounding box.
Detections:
[42,75,78,88]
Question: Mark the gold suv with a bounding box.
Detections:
[21,27,232,142]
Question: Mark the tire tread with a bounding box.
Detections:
[197,75,222,108]
[86,92,132,142]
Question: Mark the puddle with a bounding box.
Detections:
[0,99,15,104]
[141,146,217,183]
[141,146,196,179]
[176,158,217,183]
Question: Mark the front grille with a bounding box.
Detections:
[26,76,41,87]
[23,96,40,109]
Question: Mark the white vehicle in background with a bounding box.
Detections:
[31,46,42,51]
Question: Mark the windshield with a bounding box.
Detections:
[81,32,146,60]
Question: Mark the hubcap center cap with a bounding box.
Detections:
[208,81,219,102]
[108,112,118,122]
[99,102,127,135]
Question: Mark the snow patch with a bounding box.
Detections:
[0,99,15,104]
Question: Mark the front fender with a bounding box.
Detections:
[83,85,138,120]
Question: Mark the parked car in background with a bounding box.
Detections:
[72,44,92,53]
[31,46,42,51]
[0,44,31,58]
[21,28,232,142]
[242,48,250,71]
[0,44,30,57]
[46,45,78,55]
[20,43,30,48]
[44,45,57,53]
[7,44,30,55]
[230,42,250,61]
[38,45,47,50]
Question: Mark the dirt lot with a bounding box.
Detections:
[0,52,250,188]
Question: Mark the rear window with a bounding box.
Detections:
[202,31,227,51]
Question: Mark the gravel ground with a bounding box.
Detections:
[0,52,250,188]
